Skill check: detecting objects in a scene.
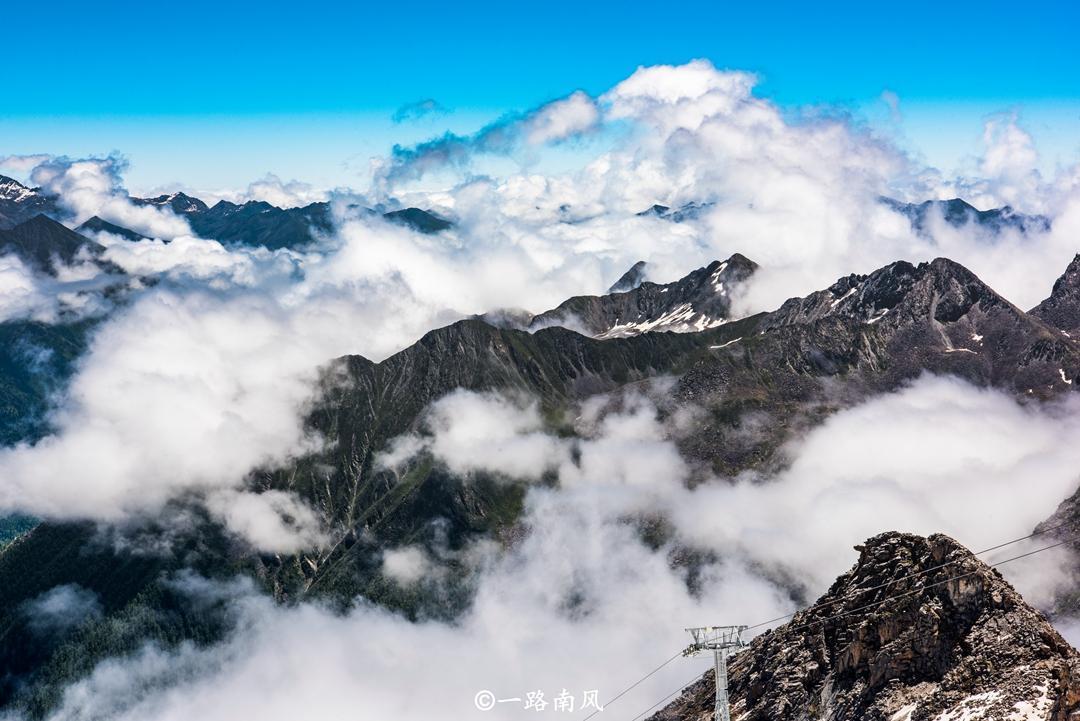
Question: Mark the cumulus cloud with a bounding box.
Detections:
[0,252,120,324]
[674,375,1080,601]
[244,174,329,209]
[4,59,1080,557]
[381,545,436,585]
[97,234,275,285]
[26,396,785,721]
[0,154,52,175]
[0,254,54,322]
[24,155,191,240]
[378,390,567,480]
[5,59,1080,556]
[381,378,1080,604]
[0,283,333,550]
[373,60,1080,316]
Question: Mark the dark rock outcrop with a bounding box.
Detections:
[609,260,649,293]
[1032,254,1080,337]
[651,532,1080,721]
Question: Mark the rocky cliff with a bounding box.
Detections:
[650,532,1080,721]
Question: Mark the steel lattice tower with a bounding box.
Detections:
[683,625,748,721]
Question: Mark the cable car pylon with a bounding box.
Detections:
[682,625,748,721]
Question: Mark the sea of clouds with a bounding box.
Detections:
[1,59,1079,720]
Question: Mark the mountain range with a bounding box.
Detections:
[0,189,1077,718]
[0,175,453,247]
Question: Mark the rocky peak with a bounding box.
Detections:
[528,253,758,338]
[651,532,1080,721]
[609,260,649,293]
[637,204,671,217]
[636,201,715,223]
[0,176,62,230]
[1031,254,1080,337]
[133,191,209,215]
[0,175,38,203]
[762,258,1008,332]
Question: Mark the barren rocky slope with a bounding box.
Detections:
[650,532,1080,721]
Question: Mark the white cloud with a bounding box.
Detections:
[23,584,103,636]
[244,174,329,209]
[0,254,54,322]
[5,54,1080,553]
[0,252,119,324]
[379,390,568,480]
[381,546,435,585]
[671,375,1080,601]
[27,156,192,240]
[0,154,52,175]
[383,378,1080,605]
[0,285,331,548]
[522,91,600,146]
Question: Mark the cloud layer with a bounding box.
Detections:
[20,376,1080,721]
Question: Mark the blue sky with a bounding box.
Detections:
[2,0,1078,192]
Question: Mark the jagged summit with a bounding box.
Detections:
[636,201,714,223]
[0,176,61,230]
[0,175,37,203]
[132,191,209,215]
[530,253,758,338]
[762,257,1011,332]
[1031,254,1080,337]
[637,203,670,217]
[742,256,1080,398]
[650,532,1080,721]
[609,260,649,293]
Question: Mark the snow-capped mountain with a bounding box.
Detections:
[0,176,61,230]
[529,253,759,338]
[132,191,210,216]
